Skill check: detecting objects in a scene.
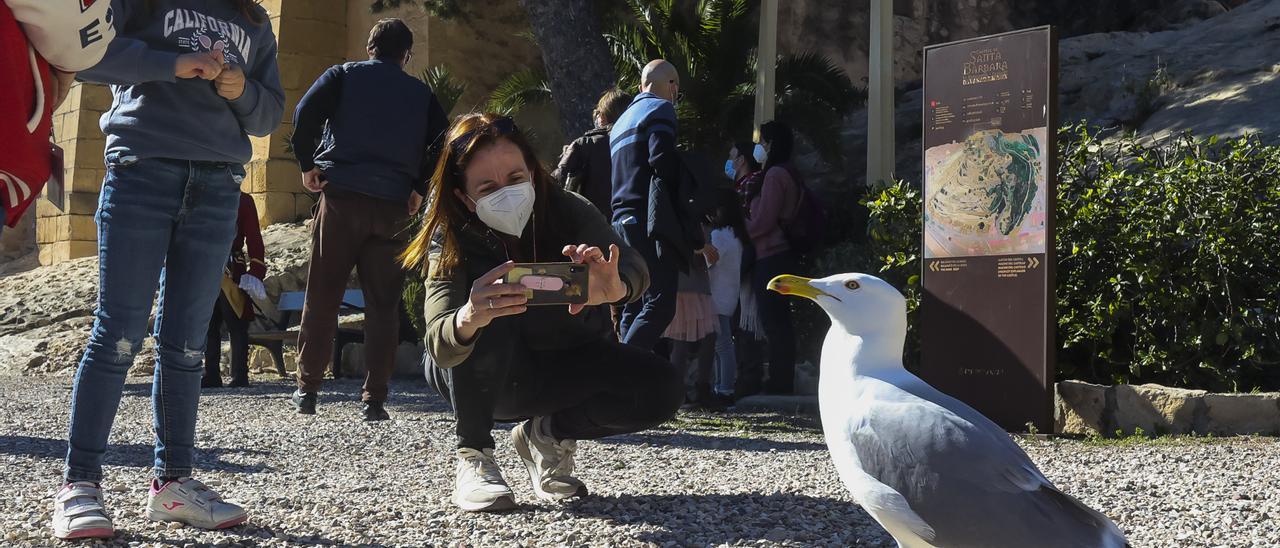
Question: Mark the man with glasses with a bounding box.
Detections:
[288,18,449,420]
[609,59,713,351]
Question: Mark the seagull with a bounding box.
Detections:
[769,273,1129,548]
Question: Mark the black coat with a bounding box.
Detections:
[648,151,714,272]
[553,127,613,219]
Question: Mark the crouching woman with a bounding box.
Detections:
[401,113,685,512]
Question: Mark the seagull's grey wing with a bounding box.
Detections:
[848,378,1127,548]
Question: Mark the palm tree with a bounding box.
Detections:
[489,0,863,163]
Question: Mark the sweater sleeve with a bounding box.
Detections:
[554,140,585,190]
[567,190,649,304]
[238,194,267,279]
[290,66,343,172]
[746,167,791,242]
[645,101,680,190]
[76,0,177,85]
[6,0,115,72]
[226,14,284,137]
[416,91,449,196]
[422,238,476,369]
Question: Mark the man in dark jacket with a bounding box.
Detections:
[553,87,632,218]
[289,18,448,421]
[609,59,714,351]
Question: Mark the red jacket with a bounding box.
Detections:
[0,0,113,227]
[226,192,265,318]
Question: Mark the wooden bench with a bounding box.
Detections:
[248,289,365,378]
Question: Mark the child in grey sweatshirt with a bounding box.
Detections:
[54,0,283,540]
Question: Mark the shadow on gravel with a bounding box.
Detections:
[595,431,826,453]
[120,378,453,412]
[563,492,874,545]
[0,435,271,474]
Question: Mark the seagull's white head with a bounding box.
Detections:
[768,272,907,339]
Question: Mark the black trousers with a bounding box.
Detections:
[425,318,685,449]
[752,250,798,393]
[204,294,249,384]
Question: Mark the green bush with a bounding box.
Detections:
[843,126,1280,392]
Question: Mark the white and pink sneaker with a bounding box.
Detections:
[51,482,114,540]
[145,477,247,530]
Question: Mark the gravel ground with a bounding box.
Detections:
[0,375,1276,547]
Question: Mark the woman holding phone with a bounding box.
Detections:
[402,113,684,513]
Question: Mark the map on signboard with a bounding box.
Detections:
[923,127,1048,258]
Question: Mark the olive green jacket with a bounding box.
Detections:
[423,187,649,369]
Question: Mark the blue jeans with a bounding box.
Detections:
[65,156,242,483]
[713,315,737,395]
[613,218,678,351]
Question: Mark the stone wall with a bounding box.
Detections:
[247,0,348,228]
[1056,380,1280,437]
[35,82,112,266]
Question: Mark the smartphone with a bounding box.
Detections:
[504,263,589,306]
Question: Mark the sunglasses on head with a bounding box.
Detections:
[450,116,518,157]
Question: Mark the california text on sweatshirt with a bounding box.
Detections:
[78,0,284,164]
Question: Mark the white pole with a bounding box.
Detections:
[754,0,778,140]
[868,0,895,185]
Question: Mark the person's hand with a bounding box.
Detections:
[215,63,246,100]
[238,274,267,301]
[175,52,223,80]
[698,244,720,266]
[454,261,529,343]
[50,69,76,111]
[302,168,326,193]
[562,243,626,315]
[407,191,424,215]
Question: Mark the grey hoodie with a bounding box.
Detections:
[79,0,284,164]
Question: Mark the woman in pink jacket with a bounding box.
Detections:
[742,121,801,394]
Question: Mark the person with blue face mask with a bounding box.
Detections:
[403,113,684,513]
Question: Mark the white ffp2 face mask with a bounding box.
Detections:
[471,181,535,237]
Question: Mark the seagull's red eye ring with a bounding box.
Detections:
[844,280,861,291]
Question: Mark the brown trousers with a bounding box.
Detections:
[297,189,409,402]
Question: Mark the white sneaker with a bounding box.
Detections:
[511,417,588,501]
[145,478,247,530]
[454,448,517,512]
[51,482,114,540]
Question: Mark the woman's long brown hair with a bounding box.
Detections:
[400,113,558,279]
[144,0,264,24]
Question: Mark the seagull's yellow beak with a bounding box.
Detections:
[768,275,838,302]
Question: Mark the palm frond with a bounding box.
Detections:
[775,51,865,115]
[420,64,467,115]
[486,68,552,116]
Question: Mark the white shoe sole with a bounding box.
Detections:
[145,508,248,530]
[453,492,517,512]
[53,525,114,540]
[511,423,589,502]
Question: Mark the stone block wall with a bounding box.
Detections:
[36,82,112,266]
[248,0,348,228]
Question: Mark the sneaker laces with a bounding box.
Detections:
[459,450,504,485]
[539,428,577,478]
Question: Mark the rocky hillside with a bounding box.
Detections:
[827,0,1280,188]
[0,221,316,376]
